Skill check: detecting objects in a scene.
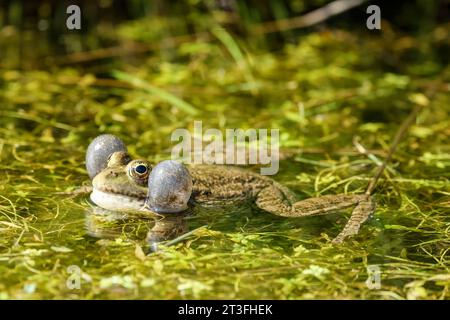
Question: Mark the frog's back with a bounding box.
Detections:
[187,164,295,205]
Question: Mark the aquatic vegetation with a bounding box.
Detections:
[0,12,449,300]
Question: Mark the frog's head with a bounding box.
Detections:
[90,151,152,211]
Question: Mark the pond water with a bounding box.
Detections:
[0,20,449,299]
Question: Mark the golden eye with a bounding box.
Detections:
[127,160,151,185]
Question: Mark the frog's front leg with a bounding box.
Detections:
[255,185,375,243]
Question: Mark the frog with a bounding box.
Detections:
[72,103,423,245]
[90,151,375,244]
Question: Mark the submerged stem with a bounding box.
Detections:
[365,104,425,195]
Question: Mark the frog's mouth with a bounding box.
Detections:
[90,188,146,211]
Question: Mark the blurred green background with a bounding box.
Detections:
[1,0,449,69]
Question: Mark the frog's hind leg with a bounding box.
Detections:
[255,186,375,243]
[331,196,375,243]
[255,186,365,217]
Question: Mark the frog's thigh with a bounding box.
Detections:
[254,185,294,216]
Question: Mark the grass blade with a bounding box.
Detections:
[112,70,198,115]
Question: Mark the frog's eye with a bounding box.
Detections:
[135,164,148,174]
[127,160,152,185]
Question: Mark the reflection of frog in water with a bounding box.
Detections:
[89,151,374,244]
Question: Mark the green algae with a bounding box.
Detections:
[0,18,449,300]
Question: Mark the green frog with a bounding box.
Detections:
[78,104,423,246]
[90,151,374,244]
